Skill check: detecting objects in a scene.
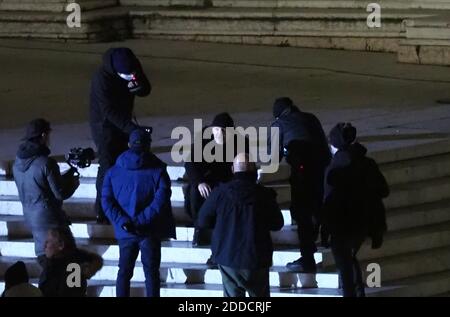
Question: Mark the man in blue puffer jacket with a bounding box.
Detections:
[102,128,176,297]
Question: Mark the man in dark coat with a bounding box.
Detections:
[197,153,284,297]
[185,112,249,247]
[102,129,176,297]
[39,228,103,297]
[269,97,331,272]
[322,123,389,297]
[90,47,151,223]
[13,119,80,268]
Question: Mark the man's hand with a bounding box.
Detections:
[121,222,136,234]
[198,183,212,199]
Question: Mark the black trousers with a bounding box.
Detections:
[187,183,215,245]
[289,166,324,259]
[94,131,128,217]
[330,235,366,297]
[219,265,270,297]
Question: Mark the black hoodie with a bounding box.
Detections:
[322,143,389,239]
[197,172,284,269]
[89,48,151,144]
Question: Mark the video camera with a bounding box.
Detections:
[65,147,96,176]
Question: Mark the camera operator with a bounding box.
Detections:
[13,119,80,268]
[89,47,151,224]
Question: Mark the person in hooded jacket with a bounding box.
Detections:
[185,112,249,247]
[197,153,284,297]
[13,119,80,268]
[102,128,176,297]
[321,123,389,297]
[1,261,42,297]
[269,97,331,273]
[90,47,151,224]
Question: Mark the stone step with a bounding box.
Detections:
[3,194,445,232]
[121,0,450,10]
[0,278,343,297]
[384,176,450,209]
[398,13,450,66]
[0,237,324,266]
[0,6,130,42]
[0,256,339,289]
[321,221,450,267]
[380,152,450,185]
[0,215,299,245]
[368,270,450,297]
[0,0,119,12]
[359,247,450,284]
[387,199,450,231]
[0,176,292,203]
[3,174,449,209]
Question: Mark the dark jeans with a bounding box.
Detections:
[94,132,128,217]
[289,166,324,258]
[117,236,161,297]
[219,265,270,297]
[330,235,365,297]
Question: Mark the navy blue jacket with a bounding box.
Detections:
[102,149,176,240]
[197,173,284,269]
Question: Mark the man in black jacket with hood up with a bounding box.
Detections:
[90,47,151,223]
[322,123,389,297]
[269,97,331,273]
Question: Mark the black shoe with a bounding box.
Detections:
[96,215,110,224]
[286,257,317,273]
[206,256,217,269]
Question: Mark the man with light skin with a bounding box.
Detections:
[197,153,284,297]
[39,228,103,297]
[185,113,249,248]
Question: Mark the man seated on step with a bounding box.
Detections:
[13,118,80,269]
[197,153,284,297]
[39,228,103,297]
[185,112,249,248]
[102,128,176,297]
[321,123,389,297]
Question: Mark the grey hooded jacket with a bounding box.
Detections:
[13,141,77,228]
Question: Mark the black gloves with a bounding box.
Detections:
[122,222,147,236]
[121,222,136,234]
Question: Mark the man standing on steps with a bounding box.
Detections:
[90,47,151,224]
[269,97,331,273]
[321,123,389,297]
[197,153,284,297]
[102,129,175,297]
[13,118,80,269]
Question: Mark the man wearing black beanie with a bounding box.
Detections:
[185,112,249,250]
[269,97,331,273]
[89,47,151,224]
[322,122,389,297]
